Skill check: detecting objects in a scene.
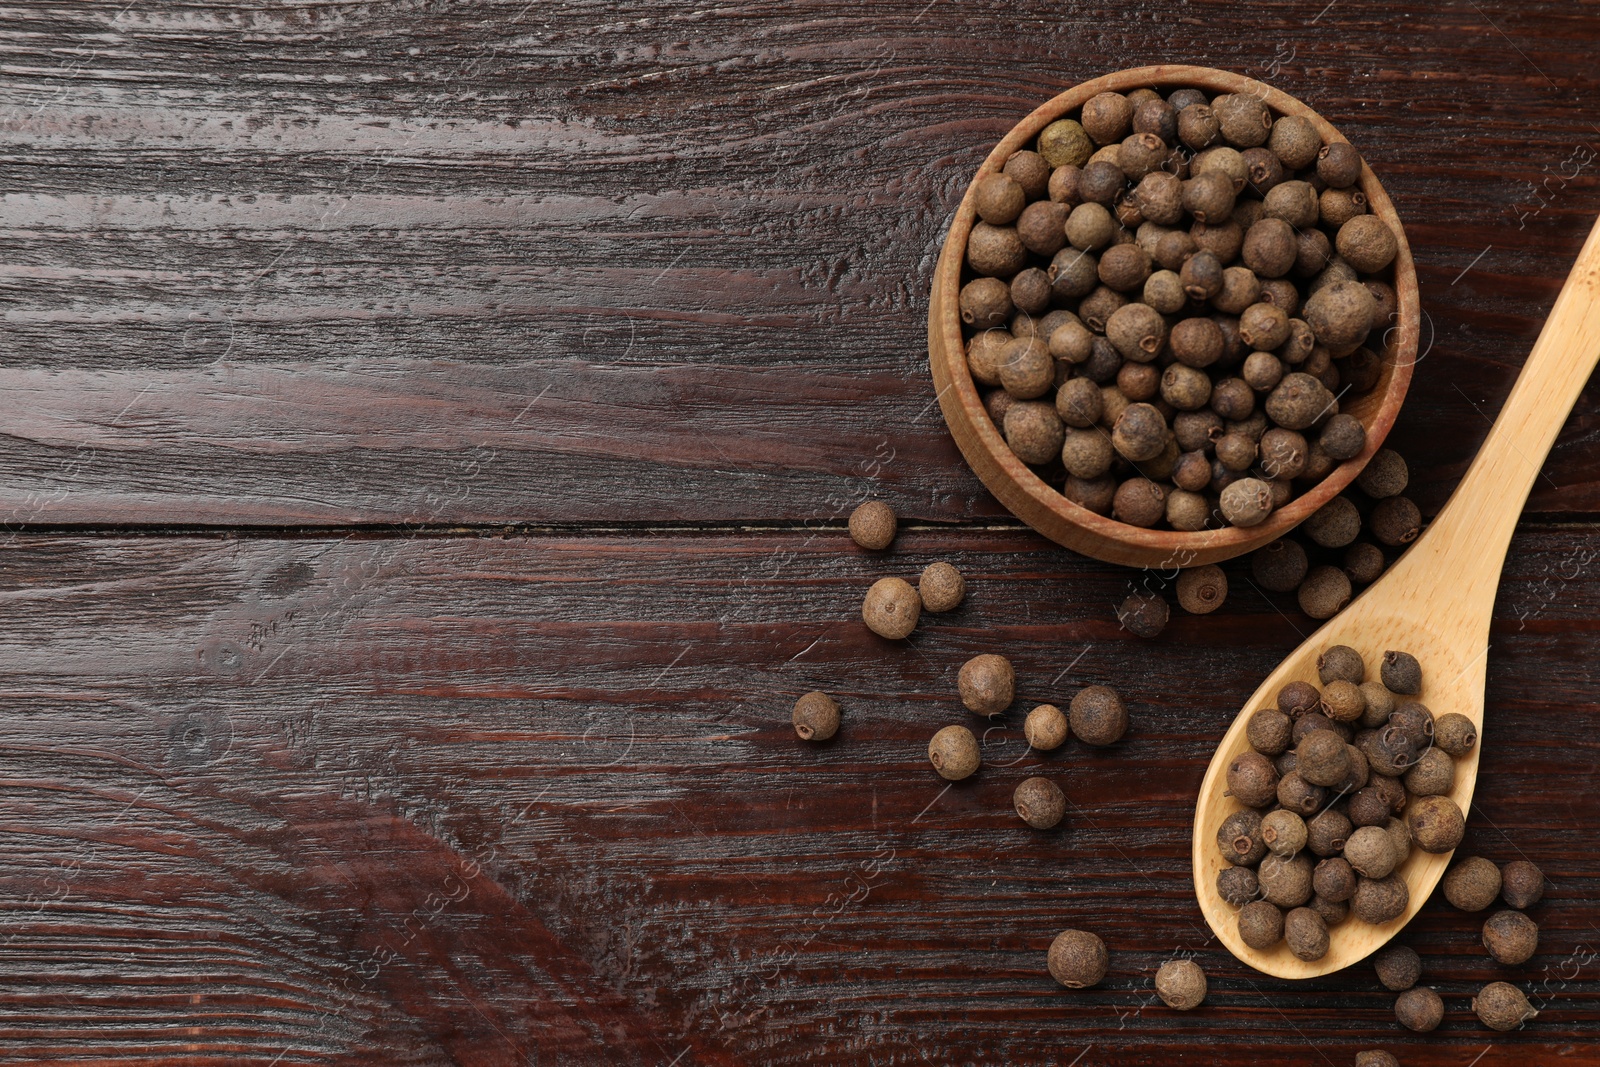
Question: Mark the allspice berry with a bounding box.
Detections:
[1117,590,1169,638]
[1320,680,1366,723]
[1395,986,1444,1033]
[974,173,1026,225]
[1218,865,1260,906]
[1305,496,1362,549]
[1238,899,1284,948]
[1218,808,1267,867]
[1024,704,1070,750]
[1259,852,1314,908]
[1337,215,1399,274]
[848,500,897,550]
[1247,708,1294,756]
[1403,747,1455,797]
[1303,280,1376,351]
[1070,685,1128,746]
[1501,860,1545,909]
[862,577,921,640]
[1047,928,1109,988]
[1355,1052,1400,1067]
[792,691,841,741]
[1284,906,1329,961]
[1433,712,1478,757]
[1220,477,1275,527]
[1262,809,1308,857]
[1154,959,1207,1010]
[918,561,966,613]
[928,724,981,781]
[1297,730,1350,787]
[1473,981,1537,1031]
[960,276,1014,329]
[1380,650,1422,695]
[1175,565,1228,614]
[1443,856,1502,912]
[1313,856,1357,902]
[1253,539,1310,593]
[1482,909,1539,965]
[1373,944,1422,992]
[1407,794,1466,854]
[1298,566,1353,620]
[1316,645,1366,685]
[1014,776,1067,829]
[1352,873,1409,924]
[1370,496,1422,546]
[1345,825,1398,878]
[1039,119,1094,169]
[1357,448,1409,499]
[958,653,1015,717]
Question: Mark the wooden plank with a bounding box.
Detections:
[0,525,1594,1062]
[1,2,1598,524]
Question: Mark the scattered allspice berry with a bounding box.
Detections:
[1070,685,1128,745]
[1473,981,1537,1031]
[1443,856,1502,912]
[1407,794,1465,853]
[1117,590,1169,638]
[1394,986,1444,1033]
[1154,958,1207,1010]
[862,577,921,640]
[1014,776,1067,829]
[1482,909,1539,965]
[1501,860,1545,909]
[1298,565,1353,619]
[1354,1052,1400,1067]
[927,724,981,781]
[1176,564,1228,614]
[848,501,897,550]
[918,561,967,613]
[791,691,840,741]
[1372,945,1421,992]
[1047,928,1109,988]
[958,653,1015,717]
[1024,703,1070,750]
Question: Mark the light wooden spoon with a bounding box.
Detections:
[1193,215,1600,978]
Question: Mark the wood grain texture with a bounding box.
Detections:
[0,528,1597,1064]
[0,0,1598,524]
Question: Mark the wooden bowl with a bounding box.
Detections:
[928,64,1419,568]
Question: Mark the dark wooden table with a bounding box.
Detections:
[3,2,1599,1064]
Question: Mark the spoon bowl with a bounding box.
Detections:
[1193,214,1600,977]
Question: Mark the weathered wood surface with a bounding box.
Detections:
[0,529,1596,1065]
[1,1,1598,525]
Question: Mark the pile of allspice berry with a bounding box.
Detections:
[1216,646,1471,959]
[958,85,1403,531]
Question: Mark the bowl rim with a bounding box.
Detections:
[929,63,1419,567]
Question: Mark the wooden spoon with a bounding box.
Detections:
[1193,215,1600,978]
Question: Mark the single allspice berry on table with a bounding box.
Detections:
[1070,684,1128,746]
[917,561,966,613]
[1047,928,1109,989]
[1443,856,1502,912]
[1013,776,1067,829]
[927,724,981,781]
[1394,986,1444,1033]
[1483,909,1540,965]
[1154,959,1207,1010]
[862,577,921,640]
[792,691,841,741]
[958,653,1015,717]
[1501,859,1545,909]
[1024,703,1070,750]
[1354,1052,1401,1067]
[1473,981,1537,1031]
[848,500,897,550]
[1372,944,1422,992]
[1117,590,1170,638]
[1175,565,1228,614]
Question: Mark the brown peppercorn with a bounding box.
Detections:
[1024,703,1070,750]
[1227,750,1280,808]
[1319,413,1367,462]
[1014,776,1067,829]
[1113,479,1168,529]
[1078,285,1128,333]
[1268,115,1321,170]
[1218,865,1260,907]
[1048,163,1084,207]
[1314,856,1357,902]
[1304,280,1376,351]
[928,724,980,780]
[1162,364,1213,410]
[1078,159,1127,205]
[1259,852,1314,907]
[1380,650,1422,695]
[1208,92,1270,147]
[1242,217,1298,278]
[1296,730,1351,787]
[1047,928,1109,988]
[1337,214,1398,274]
[1065,201,1117,252]
[1218,808,1267,867]
[1116,589,1169,637]
[1266,372,1336,431]
[1351,873,1410,924]
[1239,301,1291,351]
[1003,149,1051,199]
[1134,170,1185,226]
[848,501,897,550]
[1263,180,1319,229]
[1349,787,1392,828]
[1370,496,1422,546]
[1444,856,1503,912]
[1209,377,1256,420]
[1305,496,1362,549]
[1473,981,1538,1031]
[1284,906,1329,962]
[1143,269,1187,314]
[1247,708,1294,756]
[1373,944,1422,992]
[1071,684,1128,746]
[1253,538,1309,593]
[792,691,841,741]
[1175,565,1228,614]
[1317,141,1362,188]
[1357,448,1409,499]
[1432,712,1477,757]
[1319,679,1366,723]
[1052,379,1101,430]
[1016,200,1070,256]
[1049,247,1101,301]
[1191,217,1245,262]
[1118,131,1168,182]
[1220,477,1274,527]
[1501,860,1546,909]
[1345,542,1386,586]
[1106,301,1167,360]
[1168,315,1224,369]
[1064,474,1116,514]
[1182,170,1236,224]
[1133,96,1179,141]
[1314,645,1365,685]
[1010,268,1053,316]
[1082,91,1134,145]
[1038,119,1094,169]
[1408,794,1466,854]
[1277,679,1322,718]
[1346,825,1399,878]
[1404,747,1455,798]
[1177,102,1220,150]
[1098,242,1153,292]
[1242,146,1285,197]
[966,330,1012,387]
[1306,806,1352,857]
[1061,428,1114,479]
[975,172,1026,225]
[966,222,1027,277]
[958,653,1014,717]
[1395,986,1444,1033]
[1004,401,1066,466]
[1000,337,1055,400]
[1238,899,1284,948]
[862,577,921,640]
[918,561,966,613]
[959,277,1013,330]
[1262,809,1308,856]
[1298,565,1353,620]
[1154,959,1207,1010]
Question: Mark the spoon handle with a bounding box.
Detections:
[1388,215,1600,630]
